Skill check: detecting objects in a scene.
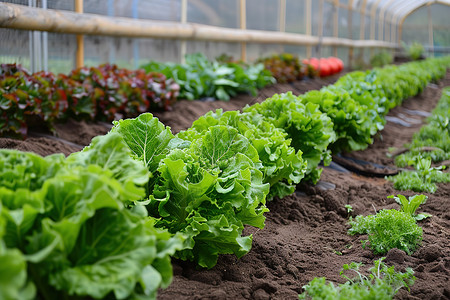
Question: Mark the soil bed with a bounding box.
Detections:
[1,71,449,300]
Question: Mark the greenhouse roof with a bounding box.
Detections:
[361,0,450,22]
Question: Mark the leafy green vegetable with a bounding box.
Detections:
[0,202,35,300]
[301,86,383,153]
[405,42,425,61]
[150,125,269,268]
[109,113,189,192]
[370,51,393,67]
[395,87,450,167]
[388,194,431,221]
[244,92,335,183]
[348,209,422,255]
[178,109,307,199]
[142,53,274,101]
[299,257,415,300]
[0,133,184,299]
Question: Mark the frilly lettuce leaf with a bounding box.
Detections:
[67,133,150,201]
[151,125,269,268]
[244,92,335,183]
[0,134,183,299]
[178,109,306,199]
[0,203,35,300]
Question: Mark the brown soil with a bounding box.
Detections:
[1,72,449,300]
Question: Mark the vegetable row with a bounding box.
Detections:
[387,87,450,192]
[0,64,179,138]
[0,54,274,139]
[1,56,450,299]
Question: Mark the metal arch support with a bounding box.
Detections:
[359,0,368,40]
[397,1,450,44]
[369,0,383,40]
[398,0,450,25]
[377,0,396,40]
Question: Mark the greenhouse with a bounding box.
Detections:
[1,1,450,299]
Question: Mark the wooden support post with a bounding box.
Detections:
[279,0,286,32]
[378,0,395,41]
[240,0,246,62]
[348,0,353,69]
[359,0,367,66]
[180,0,187,63]
[75,0,84,68]
[369,0,383,58]
[332,0,338,57]
[306,0,312,58]
[428,3,434,57]
[317,0,324,57]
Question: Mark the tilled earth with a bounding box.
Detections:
[1,71,449,300]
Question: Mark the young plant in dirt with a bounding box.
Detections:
[388,194,431,221]
[0,133,184,300]
[178,109,307,200]
[348,208,422,255]
[387,156,450,193]
[299,257,415,300]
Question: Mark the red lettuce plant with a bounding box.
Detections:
[0,63,179,138]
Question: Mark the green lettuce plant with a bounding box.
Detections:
[0,133,184,299]
[178,109,307,199]
[151,125,269,268]
[142,53,274,101]
[348,209,422,255]
[244,92,335,183]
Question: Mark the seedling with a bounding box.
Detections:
[388,194,431,221]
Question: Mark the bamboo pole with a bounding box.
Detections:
[359,0,367,66]
[75,0,84,68]
[305,0,312,57]
[0,3,396,49]
[180,0,187,63]
[428,3,434,57]
[378,0,395,41]
[348,0,353,69]
[317,0,324,58]
[240,0,246,62]
[279,0,286,32]
[332,0,338,57]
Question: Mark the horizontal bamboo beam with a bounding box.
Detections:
[0,3,397,49]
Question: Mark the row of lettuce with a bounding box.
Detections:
[0,55,273,139]
[1,52,345,140]
[1,56,450,299]
[387,86,450,192]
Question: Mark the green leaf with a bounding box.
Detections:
[67,133,149,201]
[111,113,175,175]
[48,209,180,299]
